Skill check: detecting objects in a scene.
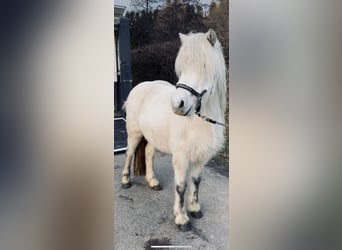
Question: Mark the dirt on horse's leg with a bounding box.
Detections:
[187,163,205,218]
[172,155,191,231]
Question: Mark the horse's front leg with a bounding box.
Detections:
[187,164,205,218]
[172,156,191,231]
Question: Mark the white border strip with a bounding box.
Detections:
[114,117,126,121]
[114,147,127,153]
[151,246,192,249]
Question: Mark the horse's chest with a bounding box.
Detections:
[189,128,213,145]
[182,127,222,162]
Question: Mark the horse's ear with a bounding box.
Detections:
[206,29,217,46]
[179,33,186,43]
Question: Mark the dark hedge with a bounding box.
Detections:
[131,40,181,86]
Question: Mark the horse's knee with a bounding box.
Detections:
[176,182,187,193]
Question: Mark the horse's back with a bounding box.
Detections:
[125,80,174,115]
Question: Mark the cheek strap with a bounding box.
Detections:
[176,83,207,113]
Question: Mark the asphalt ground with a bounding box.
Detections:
[114,152,229,250]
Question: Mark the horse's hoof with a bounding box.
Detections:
[151,184,162,191]
[190,210,203,219]
[177,221,192,232]
[121,183,132,189]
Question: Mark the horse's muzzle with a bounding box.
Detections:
[171,95,192,116]
[173,106,191,116]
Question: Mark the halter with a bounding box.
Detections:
[176,83,227,127]
[176,83,207,113]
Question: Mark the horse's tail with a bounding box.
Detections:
[134,136,147,176]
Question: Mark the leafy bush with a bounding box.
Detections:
[131,40,181,86]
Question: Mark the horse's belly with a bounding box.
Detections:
[145,134,172,154]
[139,113,172,154]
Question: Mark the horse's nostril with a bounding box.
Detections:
[179,100,184,109]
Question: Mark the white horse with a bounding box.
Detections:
[121,29,226,231]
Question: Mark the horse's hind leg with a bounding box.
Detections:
[121,131,143,188]
[145,143,162,191]
[172,155,191,231]
[187,164,205,218]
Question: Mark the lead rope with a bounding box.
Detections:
[195,112,228,127]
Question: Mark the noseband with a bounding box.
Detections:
[175,83,227,127]
[176,83,207,113]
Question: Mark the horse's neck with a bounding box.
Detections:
[197,88,225,149]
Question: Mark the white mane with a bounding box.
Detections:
[175,32,227,116]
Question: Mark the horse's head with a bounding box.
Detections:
[171,29,221,116]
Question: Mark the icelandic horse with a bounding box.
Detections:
[121,29,226,231]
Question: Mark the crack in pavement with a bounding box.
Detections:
[119,195,134,203]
